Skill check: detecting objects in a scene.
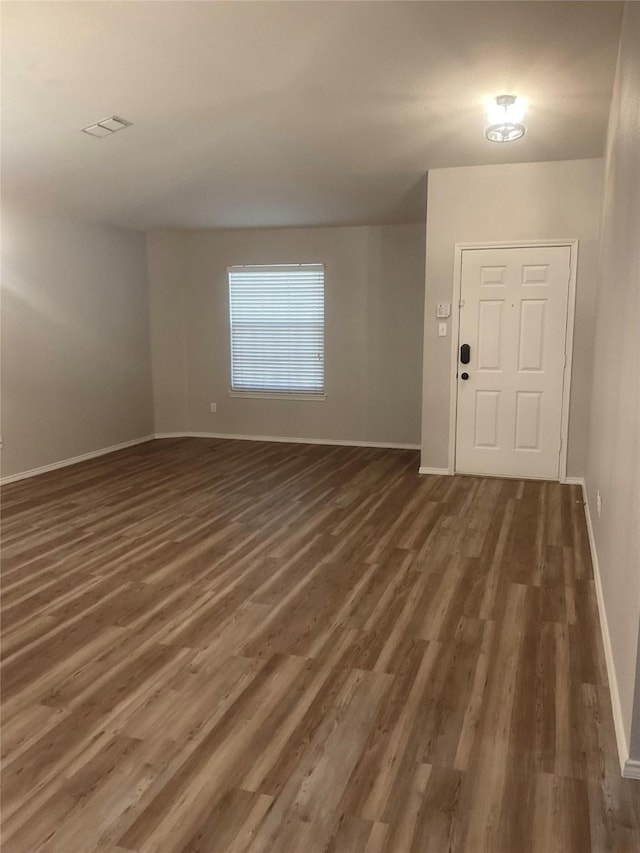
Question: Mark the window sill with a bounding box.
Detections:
[228,391,326,402]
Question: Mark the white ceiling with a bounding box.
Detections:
[1,1,623,231]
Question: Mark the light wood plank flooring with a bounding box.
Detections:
[2,437,639,852]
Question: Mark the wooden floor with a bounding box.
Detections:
[2,438,639,853]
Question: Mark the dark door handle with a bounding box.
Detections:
[460,343,470,365]
[461,372,469,380]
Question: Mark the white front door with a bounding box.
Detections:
[455,245,572,480]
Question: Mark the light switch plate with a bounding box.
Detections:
[438,322,447,337]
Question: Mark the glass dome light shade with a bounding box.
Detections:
[485,122,526,143]
[485,95,527,143]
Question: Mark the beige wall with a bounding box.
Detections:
[585,2,640,767]
[421,158,603,476]
[148,224,425,446]
[1,208,153,478]
[147,230,189,433]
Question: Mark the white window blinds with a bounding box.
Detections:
[228,264,325,395]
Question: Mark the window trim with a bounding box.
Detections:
[227,263,326,399]
[228,391,327,402]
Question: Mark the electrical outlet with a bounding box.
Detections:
[596,490,602,517]
[210,403,217,413]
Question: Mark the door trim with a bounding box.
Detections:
[447,240,579,482]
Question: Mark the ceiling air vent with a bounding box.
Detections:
[81,116,132,138]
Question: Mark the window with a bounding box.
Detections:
[228,264,325,397]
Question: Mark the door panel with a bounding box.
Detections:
[455,246,571,479]
[518,300,546,371]
[474,391,500,448]
[522,264,550,285]
[514,392,542,450]
[478,301,503,370]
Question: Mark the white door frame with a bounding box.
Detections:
[448,239,579,482]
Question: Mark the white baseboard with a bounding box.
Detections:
[578,477,631,776]
[153,431,420,451]
[418,466,452,476]
[624,759,640,780]
[562,476,585,486]
[0,435,154,485]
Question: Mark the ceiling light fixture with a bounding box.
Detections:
[485,95,526,143]
[82,116,133,138]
